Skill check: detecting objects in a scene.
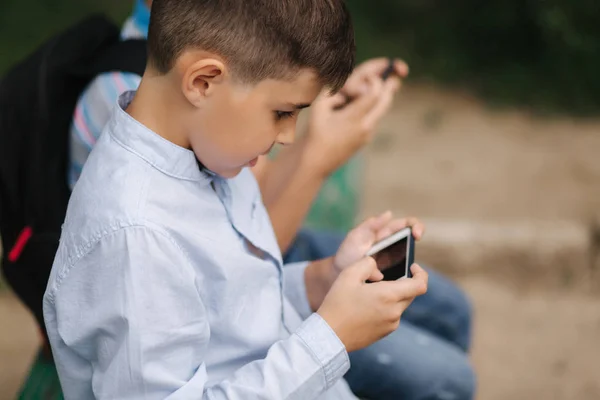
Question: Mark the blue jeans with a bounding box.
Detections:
[284,229,476,400]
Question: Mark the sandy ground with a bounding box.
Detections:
[1,84,600,399]
[363,85,600,222]
[0,294,38,399]
[465,277,600,400]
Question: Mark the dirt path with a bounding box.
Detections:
[363,84,600,222]
[465,277,600,400]
[0,294,39,400]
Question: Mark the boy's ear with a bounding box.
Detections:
[180,58,226,108]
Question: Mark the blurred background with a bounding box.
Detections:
[1,1,599,399]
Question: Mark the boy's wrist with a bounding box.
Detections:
[304,257,337,312]
[299,135,338,180]
[295,313,351,383]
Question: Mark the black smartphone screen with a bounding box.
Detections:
[372,236,409,281]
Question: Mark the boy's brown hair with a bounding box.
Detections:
[147,0,355,91]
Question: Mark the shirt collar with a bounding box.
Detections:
[109,91,212,185]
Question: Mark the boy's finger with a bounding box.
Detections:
[359,57,393,75]
[343,75,383,117]
[346,211,393,249]
[356,58,408,80]
[314,90,347,111]
[410,264,429,288]
[347,257,383,282]
[356,211,393,233]
[390,216,424,240]
[375,218,409,242]
[405,216,425,239]
[344,58,391,93]
[376,275,427,302]
[392,277,428,301]
[393,59,409,78]
[368,267,385,283]
[362,77,400,131]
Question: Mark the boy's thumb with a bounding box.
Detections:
[352,257,383,282]
[325,91,349,110]
[313,89,348,111]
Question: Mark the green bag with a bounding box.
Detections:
[304,156,362,233]
[17,350,63,400]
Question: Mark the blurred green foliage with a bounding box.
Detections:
[346,0,600,115]
[1,0,599,114]
[0,0,130,74]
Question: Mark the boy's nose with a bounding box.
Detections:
[276,126,295,146]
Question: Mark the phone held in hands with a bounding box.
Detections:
[365,227,415,280]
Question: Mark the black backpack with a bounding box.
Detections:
[0,15,147,337]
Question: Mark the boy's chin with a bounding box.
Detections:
[216,166,245,179]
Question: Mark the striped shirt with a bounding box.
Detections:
[68,8,148,189]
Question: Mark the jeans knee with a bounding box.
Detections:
[452,289,474,351]
[346,322,477,400]
[431,356,477,400]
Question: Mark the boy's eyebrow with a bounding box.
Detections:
[286,103,311,110]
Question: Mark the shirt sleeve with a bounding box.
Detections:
[51,227,349,400]
[68,72,142,189]
[282,261,313,320]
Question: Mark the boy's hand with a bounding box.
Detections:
[304,58,408,178]
[318,259,428,352]
[333,211,425,274]
[342,57,409,100]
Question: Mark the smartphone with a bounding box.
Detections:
[366,227,415,280]
[379,58,396,81]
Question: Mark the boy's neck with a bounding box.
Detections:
[126,74,191,150]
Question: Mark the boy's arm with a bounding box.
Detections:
[252,92,377,254]
[283,258,336,319]
[253,58,404,253]
[50,227,349,399]
[69,72,141,189]
[252,137,326,253]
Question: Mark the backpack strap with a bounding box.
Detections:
[73,39,148,79]
[8,40,148,264]
[93,39,148,76]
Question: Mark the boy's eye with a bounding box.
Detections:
[274,110,295,121]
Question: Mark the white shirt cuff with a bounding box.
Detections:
[296,313,350,389]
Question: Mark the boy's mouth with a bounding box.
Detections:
[248,157,259,167]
